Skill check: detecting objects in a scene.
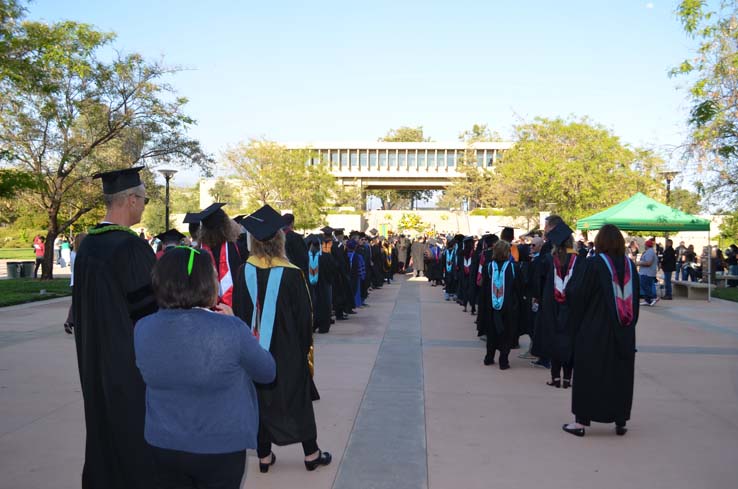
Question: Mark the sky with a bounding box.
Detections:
[29,0,705,187]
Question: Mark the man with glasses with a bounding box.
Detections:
[72,166,158,489]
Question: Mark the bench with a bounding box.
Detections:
[672,280,716,300]
[714,275,738,288]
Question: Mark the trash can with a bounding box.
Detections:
[20,261,35,278]
[6,261,20,279]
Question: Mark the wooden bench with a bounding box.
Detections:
[672,280,716,300]
[714,275,738,288]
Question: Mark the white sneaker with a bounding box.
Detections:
[651,297,660,305]
[639,300,649,306]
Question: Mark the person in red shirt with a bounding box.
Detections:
[33,236,45,278]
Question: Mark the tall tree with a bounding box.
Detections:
[672,0,738,207]
[493,117,663,224]
[0,16,212,278]
[224,139,337,229]
[669,187,703,214]
[209,177,242,208]
[374,126,434,209]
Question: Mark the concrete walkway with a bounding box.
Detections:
[1,275,737,488]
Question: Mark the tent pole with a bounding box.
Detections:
[708,228,712,302]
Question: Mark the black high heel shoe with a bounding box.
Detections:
[304,450,332,471]
[562,424,585,437]
[259,453,276,473]
[616,425,628,436]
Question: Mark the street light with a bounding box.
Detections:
[158,169,177,230]
[659,170,680,205]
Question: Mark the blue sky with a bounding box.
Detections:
[30,1,703,186]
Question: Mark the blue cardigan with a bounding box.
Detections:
[134,308,275,454]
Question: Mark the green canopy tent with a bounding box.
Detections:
[576,192,713,299]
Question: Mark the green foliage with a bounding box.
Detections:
[469,208,508,217]
[673,0,738,206]
[458,123,502,143]
[713,287,738,302]
[224,139,337,229]
[378,126,431,142]
[0,8,212,277]
[0,168,38,199]
[669,187,703,214]
[0,247,34,259]
[397,212,430,233]
[209,178,242,208]
[492,117,663,224]
[719,211,738,242]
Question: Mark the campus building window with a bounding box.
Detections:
[369,150,378,168]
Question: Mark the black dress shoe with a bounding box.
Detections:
[304,451,332,471]
[562,379,571,389]
[562,424,585,437]
[499,363,510,370]
[616,425,628,436]
[483,355,495,366]
[347,310,357,314]
[547,379,561,388]
[336,314,348,320]
[259,453,276,473]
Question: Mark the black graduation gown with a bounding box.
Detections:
[232,261,317,445]
[570,256,639,424]
[443,248,458,294]
[72,225,158,489]
[517,259,534,337]
[358,244,372,298]
[285,230,309,277]
[478,259,522,352]
[371,244,385,287]
[425,246,443,282]
[308,252,337,333]
[467,246,484,310]
[331,242,353,313]
[531,253,585,362]
[475,249,493,336]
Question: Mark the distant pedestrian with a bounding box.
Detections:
[661,239,676,300]
[33,236,45,278]
[637,240,658,306]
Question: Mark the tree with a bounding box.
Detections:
[719,210,738,242]
[443,124,502,209]
[378,126,431,142]
[224,139,337,229]
[669,187,703,214]
[672,0,738,207]
[493,117,663,224]
[397,212,430,234]
[457,123,503,143]
[0,168,37,199]
[373,126,434,209]
[209,177,242,208]
[0,16,212,278]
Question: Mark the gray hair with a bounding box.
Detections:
[103,184,144,208]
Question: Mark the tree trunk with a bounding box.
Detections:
[41,230,58,280]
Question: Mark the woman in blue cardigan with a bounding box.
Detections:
[135,246,276,489]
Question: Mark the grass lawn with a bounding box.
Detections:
[0,278,71,307]
[0,248,34,260]
[713,287,738,303]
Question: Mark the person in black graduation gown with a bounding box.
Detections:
[357,233,373,301]
[186,203,245,307]
[563,224,639,437]
[283,213,309,277]
[306,235,338,333]
[479,239,522,369]
[73,167,158,489]
[442,237,459,300]
[232,205,332,472]
[475,234,498,337]
[370,237,385,288]
[330,229,353,319]
[457,236,474,311]
[532,223,585,388]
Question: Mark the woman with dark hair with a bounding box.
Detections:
[479,240,522,370]
[531,223,584,389]
[233,205,332,474]
[135,246,276,489]
[192,203,244,307]
[563,223,639,437]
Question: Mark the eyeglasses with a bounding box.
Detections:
[131,193,150,205]
[174,246,201,275]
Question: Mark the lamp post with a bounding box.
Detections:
[659,170,680,205]
[158,169,177,230]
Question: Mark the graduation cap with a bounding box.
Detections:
[320,226,334,235]
[500,226,515,242]
[234,214,247,225]
[183,212,200,224]
[453,234,465,242]
[334,227,345,235]
[241,204,286,241]
[198,203,227,228]
[92,166,144,194]
[547,222,574,246]
[155,229,185,244]
[368,228,378,236]
[463,236,474,243]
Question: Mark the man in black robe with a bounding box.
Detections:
[330,228,353,319]
[73,167,157,488]
[283,213,309,277]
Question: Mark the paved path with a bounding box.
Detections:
[1,275,737,488]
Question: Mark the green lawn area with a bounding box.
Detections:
[0,278,71,307]
[0,248,34,260]
[713,287,738,303]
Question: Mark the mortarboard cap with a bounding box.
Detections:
[155,229,185,244]
[234,214,247,225]
[241,204,286,241]
[198,203,227,228]
[93,166,144,195]
[334,227,345,235]
[183,212,200,224]
[547,222,574,246]
[463,236,474,242]
[320,226,334,235]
